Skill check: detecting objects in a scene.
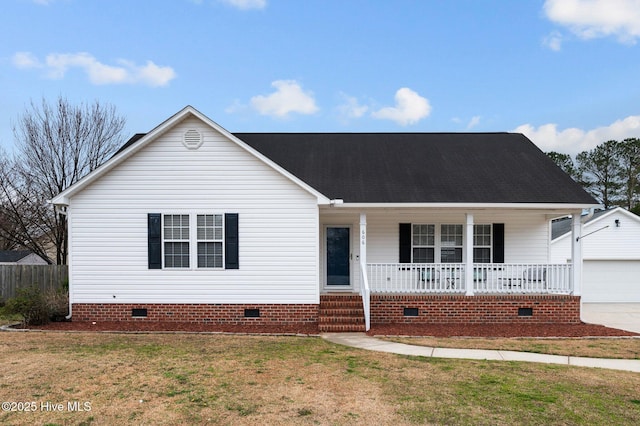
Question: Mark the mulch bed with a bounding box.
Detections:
[10,320,639,338]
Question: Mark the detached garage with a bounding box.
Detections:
[551,208,640,303]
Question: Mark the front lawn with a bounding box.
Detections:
[0,332,639,425]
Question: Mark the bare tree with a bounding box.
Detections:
[0,97,126,264]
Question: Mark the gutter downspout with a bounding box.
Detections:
[574,208,594,324]
[581,208,595,225]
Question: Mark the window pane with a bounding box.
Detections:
[198,242,223,268]
[473,248,491,263]
[164,242,189,268]
[412,248,434,263]
[441,247,462,263]
[164,215,189,241]
[412,224,434,246]
[441,224,462,246]
[474,224,492,246]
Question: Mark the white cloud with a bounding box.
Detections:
[371,88,431,126]
[12,52,176,87]
[543,30,564,51]
[219,0,266,10]
[514,115,640,155]
[544,0,640,44]
[12,52,42,69]
[336,93,368,121]
[467,116,481,130]
[250,80,319,118]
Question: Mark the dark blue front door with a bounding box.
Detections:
[326,227,350,286]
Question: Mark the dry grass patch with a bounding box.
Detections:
[0,332,639,425]
[381,336,640,359]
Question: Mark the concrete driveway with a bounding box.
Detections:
[581,303,640,334]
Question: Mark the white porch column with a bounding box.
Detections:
[571,212,583,296]
[359,212,371,331]
[465,213,474,296]
[359,213,367,266]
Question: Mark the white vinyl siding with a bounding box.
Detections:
[67,117,319,304]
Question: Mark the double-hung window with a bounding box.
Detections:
[164,215,190,268]
[160,214,225,269]
[197,214,224,268]
[440,224,463,263]
[149,212,238,270]
[473,224,492,263]
[412,224,435,263]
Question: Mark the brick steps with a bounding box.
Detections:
[319,294,365,332]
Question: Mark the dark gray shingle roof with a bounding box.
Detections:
[235,132,597,204]
[0,250,32,263]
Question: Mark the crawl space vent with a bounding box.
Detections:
[403,307,419,317]
[244,308,260,318]
[183,129,203,150]
[132,308,148,318]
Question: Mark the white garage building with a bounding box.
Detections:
[551,207,640,303]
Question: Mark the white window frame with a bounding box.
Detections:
[162,213,225,270]
[196,214,225,269]
[473,224,492,263]
[440,224,463,263]
[163,214,191,269]
[411,224,435,263]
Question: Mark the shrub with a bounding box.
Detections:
[5,285,69,325]
[5,286,50,325]
[46,286,69,322]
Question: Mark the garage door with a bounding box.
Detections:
[582,260,640,303]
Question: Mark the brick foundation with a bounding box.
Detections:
[72,303,318,325]
[370,294,581,324]
[72,295,581,327]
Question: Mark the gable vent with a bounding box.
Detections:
[183,129,203,150]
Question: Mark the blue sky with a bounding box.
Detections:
[1,0,640,155]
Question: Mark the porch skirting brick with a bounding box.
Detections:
[73,295,581,327]
[72,303,319,325]
[370,295,581,324]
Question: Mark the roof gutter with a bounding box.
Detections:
[322,202,601,210]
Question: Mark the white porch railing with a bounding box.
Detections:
[367,263,572,295]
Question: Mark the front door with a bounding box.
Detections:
[326,226,351,286]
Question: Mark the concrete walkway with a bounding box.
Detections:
[322,333,640,373]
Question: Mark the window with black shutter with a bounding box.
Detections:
[147,213,239,270]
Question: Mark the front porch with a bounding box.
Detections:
[320,208,587,331]
[319,262,576,332]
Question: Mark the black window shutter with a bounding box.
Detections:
[492,223,505,263]
[399,223,412,263]
[148,213,162,269]
[225,213,239,269]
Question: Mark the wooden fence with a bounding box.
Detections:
[0,265,69,301]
